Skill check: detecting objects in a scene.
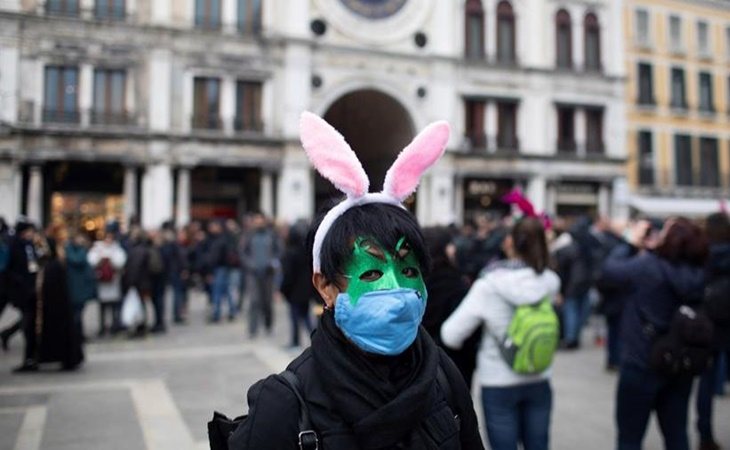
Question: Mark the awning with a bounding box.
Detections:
[629,195,728,218]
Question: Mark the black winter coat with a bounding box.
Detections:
[707,243,730,351]
[602,245,705,369]
[229,313,484,450]
[423,264,481,389]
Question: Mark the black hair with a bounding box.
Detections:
[308,202,431,285]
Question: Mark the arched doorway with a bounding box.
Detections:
[315,89,415,212]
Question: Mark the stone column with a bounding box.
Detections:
[27,165,43,226]
[141,163,173,230]
[259,170,274,218]
[575,108,586,157]
[276,145,313,223]
[148,49,171,132]
[220,77,235,135]
[0,162,21,221]
[527,175,547,213]
[598,183,611,218]
[453,175,465,226]
[485,101,497,152]
[175,167,191,227]
[79,63,94,126]
[222,0,237,33]
[123,166,138,227]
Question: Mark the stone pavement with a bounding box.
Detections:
[0,291,728,450]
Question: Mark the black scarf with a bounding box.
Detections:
[311,312,440,449]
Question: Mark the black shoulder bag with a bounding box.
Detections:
[208,370,319,450]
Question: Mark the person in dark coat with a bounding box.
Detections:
[280,220,315,347]
[3,217,40,367]
[65,232,97,341]
[695,212,730,450]
[554,216,602,349]
[422,226,481,389]
[602,218,707,450]
[122,230,153,337]
[229,203,484,450]
[592,218,628,371]
[161,228,190,324]
[37,235,84,371]
[0,217,16,351]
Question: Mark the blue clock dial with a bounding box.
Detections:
[340,0,408,20]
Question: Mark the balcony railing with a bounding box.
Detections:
[90,111,132,126]
[496,134,519,152]
[192,113,223,130]
[42,109,81,124]
[464,132,487,151]
[233,116,264,133]
[557,139,577,154]
[585,140,605,154]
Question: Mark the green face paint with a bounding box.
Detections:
[342,236,427,305]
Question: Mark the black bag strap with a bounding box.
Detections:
[279,370,319,450]
[435,365,453,409]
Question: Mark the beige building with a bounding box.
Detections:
[625,0,730,217]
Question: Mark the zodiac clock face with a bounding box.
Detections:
[339,0,408,20]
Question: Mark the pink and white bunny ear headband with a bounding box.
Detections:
[300,111,450,273]
[501,189,553,230]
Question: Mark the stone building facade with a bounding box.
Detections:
[0,0,627,232]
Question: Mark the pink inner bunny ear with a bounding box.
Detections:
[382,121,450,201]
[299,111,369,198]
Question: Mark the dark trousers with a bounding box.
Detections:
[98,301,121,335]
[481,381,552,450]
[288,302,313,347]
[606,315,622,367]
[696,350,730,443]
[151,278,166,329]
[21,295,37,362]
[249,270,273,336]
[170,274,188,322]
[616,364,692,450]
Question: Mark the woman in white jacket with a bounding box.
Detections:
[441,217,560,450]
[87,228,127,336]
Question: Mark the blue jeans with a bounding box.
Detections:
[616,364,692,450]
[562,294,591,344]
[481,381,552,450]
[212,267,235,321]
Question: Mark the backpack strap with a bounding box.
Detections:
[279,370,319,450]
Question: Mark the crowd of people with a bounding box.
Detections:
[0,211,315,371]
[2,205,730,449]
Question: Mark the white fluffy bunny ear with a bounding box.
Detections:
[382,121,450,202]
[299,111,369,198]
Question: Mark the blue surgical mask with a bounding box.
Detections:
[334,288,427,356]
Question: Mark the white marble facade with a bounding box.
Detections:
[0,0,627,228]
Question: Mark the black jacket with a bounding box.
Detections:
[229,314,484,450]
[707,243,730,350]
[423,264,480,389]
[5,236,38,308]
[602,245,705,369]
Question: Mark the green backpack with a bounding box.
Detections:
[495,297,559,374]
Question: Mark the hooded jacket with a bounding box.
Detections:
[440,261,561,387]
[601,244,705,369]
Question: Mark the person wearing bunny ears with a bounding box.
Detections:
[226,113,484,450]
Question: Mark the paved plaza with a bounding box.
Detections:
[0,291,728,450]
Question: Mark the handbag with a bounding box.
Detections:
[121,287,144,327]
